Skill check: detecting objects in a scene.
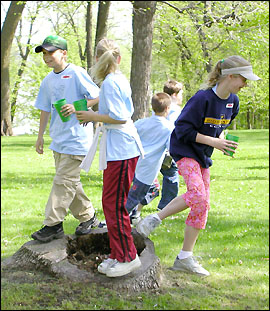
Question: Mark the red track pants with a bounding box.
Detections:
[102,156,139,262]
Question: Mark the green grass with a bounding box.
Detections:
[1,130,269,310]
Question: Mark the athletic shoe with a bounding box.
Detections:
[98,221,107,228]
[31,222,64,243]
[130,208,141,225]
[170,256,210,276]
[140,181,160,205]
[106,254,141,277]
[97,258,117,274]
[136,214,161,238]
[75,214,100,235]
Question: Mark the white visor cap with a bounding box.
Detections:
[221,66,261,81]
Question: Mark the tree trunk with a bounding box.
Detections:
[10,62,27,123]
[94,1,111,52]
[232,119,237,130]
[1,1,25,136]
[130,1,157,121]
[85,1,93,71]
[251,110,255,129]
[247,109,251,129]
[11,4,39,123]
[92,1,111,116]
[3,228,162,291]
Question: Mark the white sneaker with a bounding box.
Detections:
[136,214,161,238]
[171,256,210,276]
[97,258,116,274]
[106,254,141,277]
[130,210,141,226]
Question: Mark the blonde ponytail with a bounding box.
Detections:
[90,38,121,85]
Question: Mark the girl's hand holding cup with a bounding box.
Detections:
[75,109,96,123]
[223,134,239,157]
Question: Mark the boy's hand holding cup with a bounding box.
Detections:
[61,103,75,117]
[54,99,72,122]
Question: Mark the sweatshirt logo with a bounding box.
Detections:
[61,75,72,79]
[204,117,230,126]
[226,103,234,108]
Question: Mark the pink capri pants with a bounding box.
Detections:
[176,157,210,229]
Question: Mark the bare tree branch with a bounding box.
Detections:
[158,1,197,14]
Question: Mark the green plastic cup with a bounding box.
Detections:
[54,99,71,122]
[224,133,239,157]
[73,98,88,111]
[73,99,88,122]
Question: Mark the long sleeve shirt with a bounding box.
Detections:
[170,88,239,168]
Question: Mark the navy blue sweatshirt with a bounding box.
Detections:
[170,89,239,168]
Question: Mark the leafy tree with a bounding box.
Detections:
[151,1,269,129]
[3,1,268,133]
[6,1,108,131]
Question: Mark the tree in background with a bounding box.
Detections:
[94,1,111,53]
[151,1,269,129]
[92,1,111,112]
[1,1,25,136]
[85,1,94,70]
[11,2,43,123]
[2,1,111,132]
[130,1,157,120]
[2,1,268,134]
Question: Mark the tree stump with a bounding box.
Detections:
[2,228,162,292]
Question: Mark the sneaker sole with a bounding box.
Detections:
[169,266,210,276]
[98,259,117,274]
[97,266,107,274]
[75,218,100,235]
[75,230,92,236]
[106,259,141,278]
[31,231,64,243]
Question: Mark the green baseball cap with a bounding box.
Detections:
[35,35,67,53]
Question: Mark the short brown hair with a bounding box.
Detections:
[163,80,183,96]
[151,93,171,113]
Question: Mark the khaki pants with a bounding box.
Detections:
[44,152,95,226]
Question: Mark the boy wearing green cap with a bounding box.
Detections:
[31,35,101,243]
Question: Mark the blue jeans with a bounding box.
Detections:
[140,180,160,206]
[125,177,151,214]
[157,159,179,210]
